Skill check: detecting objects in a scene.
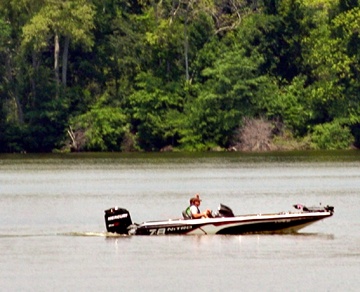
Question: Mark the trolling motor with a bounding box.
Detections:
[293,204,334,214]
[104,207,133,234]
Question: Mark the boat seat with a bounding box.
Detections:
[182,209,192,220]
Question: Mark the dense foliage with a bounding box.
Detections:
[0,0,359,152]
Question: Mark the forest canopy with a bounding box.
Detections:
[0,0,359,152]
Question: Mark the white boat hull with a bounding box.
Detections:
[104,204,334,236]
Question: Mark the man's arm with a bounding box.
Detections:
[190,205,210,218]
[191,212,207,219]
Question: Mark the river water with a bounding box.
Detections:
[0,151,359,291]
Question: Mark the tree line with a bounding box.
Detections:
[0,0,359,153]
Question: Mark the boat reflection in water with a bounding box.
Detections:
[104,203,334,236]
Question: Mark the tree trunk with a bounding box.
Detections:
[184,5,190,82]
[5,50,24,124]
[184,28,189,82]
[30,51,39,107]
[62,36,70,88]
[13,88,24,125]
[54,33,60,99]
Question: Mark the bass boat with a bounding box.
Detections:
[104,203,334,236]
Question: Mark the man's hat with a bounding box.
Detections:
[190,193,202,203]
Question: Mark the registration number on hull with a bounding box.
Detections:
[149,225,193,235]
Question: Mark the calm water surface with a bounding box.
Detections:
[0,152,359,291]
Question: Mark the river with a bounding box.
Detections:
[0,151,359,291]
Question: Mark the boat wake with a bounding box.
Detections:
[59,231,127,237]
[0,231,128,238]
[0,233,56,238]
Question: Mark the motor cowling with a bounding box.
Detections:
[104,207,132,234]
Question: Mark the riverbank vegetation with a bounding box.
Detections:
[0,0,359,152]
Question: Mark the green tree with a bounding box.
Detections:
[249,0,311,82]
[70,94,128,151]
[258,76,312,135]
[90,0,146,102]
[302,2,360,130]
[127,72,184,150]
[180,41,275,149]
[22,0,95,98]
[0,2,27,126]
[311,121,354,149]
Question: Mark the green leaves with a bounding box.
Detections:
[258,76,311,135]
[2,0,360,152]
[127,72,184,150]
[22,0,95,50]
[310,121,354,149]
[0,16,11,47]
[178,42,274,150]
[71,97,128,151]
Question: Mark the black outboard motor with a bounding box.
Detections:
[104,207,132,234]
[217,204,235,217]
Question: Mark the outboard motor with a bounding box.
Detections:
[104,207,132,234]
[217,204,235,217]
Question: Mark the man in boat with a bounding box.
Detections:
[185,194,212,219]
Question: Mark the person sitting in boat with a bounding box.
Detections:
[185,194,212,219]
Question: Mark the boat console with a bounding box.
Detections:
[215,204,235,217]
